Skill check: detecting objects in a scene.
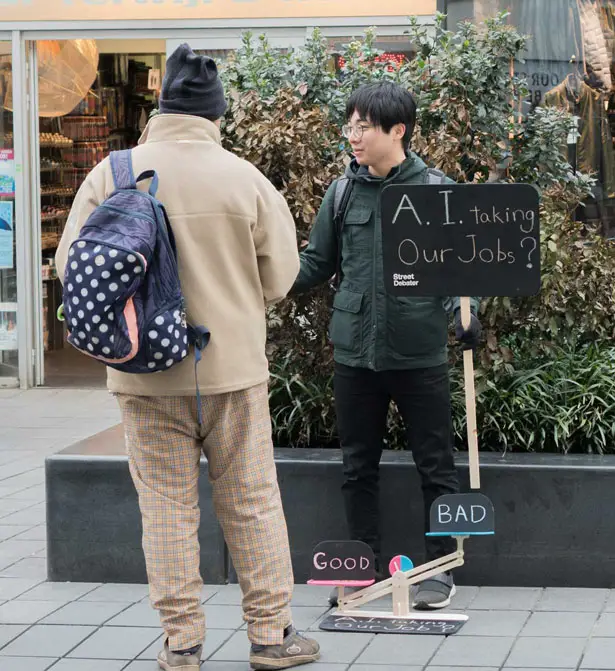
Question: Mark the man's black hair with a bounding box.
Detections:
[345,81,417,150]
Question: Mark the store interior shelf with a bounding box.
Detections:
[41,239,61,252]
[37,51,161,357]
[41,193,75,199]
[41,213,69,223]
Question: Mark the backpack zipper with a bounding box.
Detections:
[72,237,149,269]
[99,204,156,224]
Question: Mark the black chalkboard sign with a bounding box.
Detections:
[308,541,375,585]
[320,613,468,635]
[427,493,495,537]
[381,183,540,297]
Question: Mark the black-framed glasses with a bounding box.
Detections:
[341,124,373,140]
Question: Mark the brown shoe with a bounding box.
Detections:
[157,639,202,669]
[250,627,320,670]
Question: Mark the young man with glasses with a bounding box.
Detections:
[291,82,481,610]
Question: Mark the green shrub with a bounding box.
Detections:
[453,344,615,454]
[216,15,615,454]
[269,351,336,448]
[269,344,615,455]
[480,206,615,370]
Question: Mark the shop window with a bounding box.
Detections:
[0,48,17,381]
[445,0,615,237]
[40,44,165,385]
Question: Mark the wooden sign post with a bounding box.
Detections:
[460,296,480,489]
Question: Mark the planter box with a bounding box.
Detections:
[269,449,615,588]
[46,427,615,588]
[45,426,227,584]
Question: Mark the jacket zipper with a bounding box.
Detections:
[371,185,383,370]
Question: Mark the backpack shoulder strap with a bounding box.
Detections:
[333,176,351,224]
[333,176,353,289]
[109,149,137,191]
[424,167,447,185]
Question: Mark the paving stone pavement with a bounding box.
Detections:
[0,388,614,669]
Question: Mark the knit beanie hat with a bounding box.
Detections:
[159,43,227,120]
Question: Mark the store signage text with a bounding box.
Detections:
[0,0,436,21]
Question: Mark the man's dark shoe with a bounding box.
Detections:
[250,626,320,670]
[413,571,456,610]
[328,570,386,607]
[328,585,358,607]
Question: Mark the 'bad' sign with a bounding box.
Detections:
[427,493,495,537]
[381,183,540,296]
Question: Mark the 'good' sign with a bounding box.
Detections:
[310,541,376,583]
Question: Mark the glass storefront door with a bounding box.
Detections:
[0,40,20,387]
[32,37,168,388]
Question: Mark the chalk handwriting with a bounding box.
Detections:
[392,194,423,226]
[313,553,370,572]
[392,190,536,233]
[438,504,487,525]
[398,235,516,267]
[327,616,461,634]
[470,205,535,232]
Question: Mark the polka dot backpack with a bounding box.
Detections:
[61,149,211,381]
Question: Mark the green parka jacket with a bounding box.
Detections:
[292,153,479,370]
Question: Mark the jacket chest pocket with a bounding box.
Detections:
[329,289,364,352]
[342,207,372,249]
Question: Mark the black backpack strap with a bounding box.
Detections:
[334,176,351,224]
[109,149,137,190]
[333,177,353,288]
[187,324,211,428]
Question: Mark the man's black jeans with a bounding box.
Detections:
[334,362,459,565]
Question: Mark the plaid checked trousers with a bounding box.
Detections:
[116,383,294,650]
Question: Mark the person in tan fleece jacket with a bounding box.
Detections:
[55,44,320,671]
